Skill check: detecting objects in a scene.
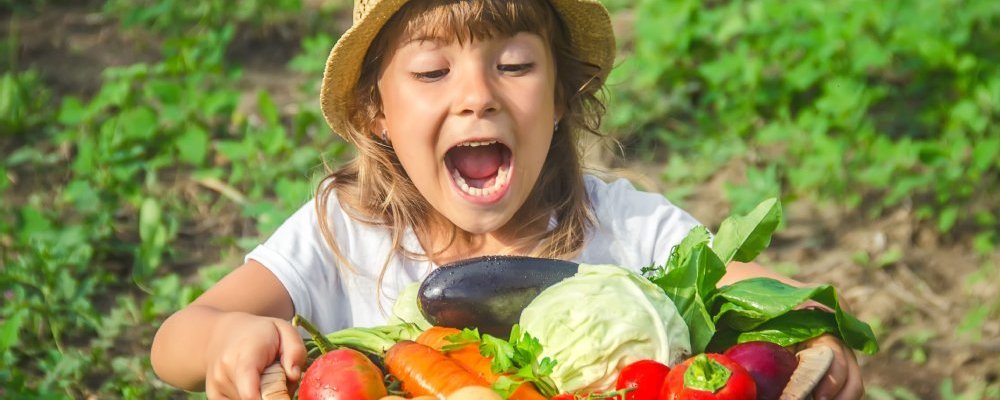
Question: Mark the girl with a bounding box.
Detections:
[150,1,863,399]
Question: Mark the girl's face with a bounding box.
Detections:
[376,31,559,235]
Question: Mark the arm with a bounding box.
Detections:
[718,261,805,288]
[150,260,307,397]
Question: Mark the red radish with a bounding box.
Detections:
[616,359,671,400]
[723,341,797,400]
[293,315,388,400]
[298,348,387,400]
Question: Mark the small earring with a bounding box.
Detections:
[553,119,560,131]
[381,129,390,143]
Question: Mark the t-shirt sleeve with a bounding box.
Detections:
[586,176,703,269]
[244,199,348,332]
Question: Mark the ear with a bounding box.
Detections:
[371,111,387,139]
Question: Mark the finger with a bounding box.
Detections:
[812,338,851,400]
[833,345,864,400]
[274,320,308,383]
[206,365,238,400]
[234,354,264,400]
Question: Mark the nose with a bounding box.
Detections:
[453,65,500,118]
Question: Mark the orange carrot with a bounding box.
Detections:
[384,340,489,398]
[417,327,498,382]
[416,327,547,400]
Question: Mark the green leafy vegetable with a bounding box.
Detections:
[645,228,723,354]
[713,198,782,264]
[521,265,690,392]
[644,198,879,355]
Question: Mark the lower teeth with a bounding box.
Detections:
[453,166,508,197]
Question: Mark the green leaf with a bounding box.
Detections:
[258,91,280,126]
[713,198,782,264]
[646,227,725,353]
[118,106,158,141]
[62,179,101,214]
[714,278,879,354]
[57,96,86,125]
[0,310,25,354]
[709,310,837,350]
[176,125,210,165]
[938,206,958,233]
[135,197,167,291]
[476,325,558,397]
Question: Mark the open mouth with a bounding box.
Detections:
[444,140,513,200]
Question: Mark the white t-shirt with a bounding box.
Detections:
[246,175,701,334]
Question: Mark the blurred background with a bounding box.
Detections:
[1,0,997,398]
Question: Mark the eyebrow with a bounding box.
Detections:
[401,34,453,47]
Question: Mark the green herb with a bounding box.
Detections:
[449,325,559,398]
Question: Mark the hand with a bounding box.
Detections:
[796,334,863,400]
[204,312,307,400]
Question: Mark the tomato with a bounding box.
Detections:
[551,394,577,400]
[662,354,755,400]
[298,348,387,400]
[615,359,671,400]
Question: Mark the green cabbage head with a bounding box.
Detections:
[519,264,691,393]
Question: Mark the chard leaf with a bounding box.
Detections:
[647,227,726,353]
[648,198,878,358]
[713,198,782,264]
[714,278,879,354]
[709,310,837,350]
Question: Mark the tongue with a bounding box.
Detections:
[450,145,503,179]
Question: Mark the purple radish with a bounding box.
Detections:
[723,341,799,400]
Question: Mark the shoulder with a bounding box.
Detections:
[584,175,695,225]
[580,174,702,268]
[584,174,671,210]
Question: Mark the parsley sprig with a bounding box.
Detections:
[444,324,559,398]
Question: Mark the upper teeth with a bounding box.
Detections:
[457,140,497,147]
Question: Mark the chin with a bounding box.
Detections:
[449,212,510,235]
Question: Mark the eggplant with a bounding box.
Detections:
[418,255,579,337]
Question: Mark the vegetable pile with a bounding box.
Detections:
[286,199,878,399]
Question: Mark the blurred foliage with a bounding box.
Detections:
[607,0,999,232]
[0,0,997,398]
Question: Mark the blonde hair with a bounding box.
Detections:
[315,0,608,303]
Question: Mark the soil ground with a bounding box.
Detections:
[6,3,999,399]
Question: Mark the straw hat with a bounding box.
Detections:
[319,0,616,139]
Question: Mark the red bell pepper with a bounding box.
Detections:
[662,354,756,400]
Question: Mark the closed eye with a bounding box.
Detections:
[498,63,535,75]
[412,69,449,81]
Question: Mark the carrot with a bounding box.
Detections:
[384,340,489,398]
[417,327,499,382]
[416,327,547,400]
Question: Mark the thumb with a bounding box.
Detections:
[274,320,308,383]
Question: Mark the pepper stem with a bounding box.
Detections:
[683,354,732,393]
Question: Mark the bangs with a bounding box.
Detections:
[390,0,560,47]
